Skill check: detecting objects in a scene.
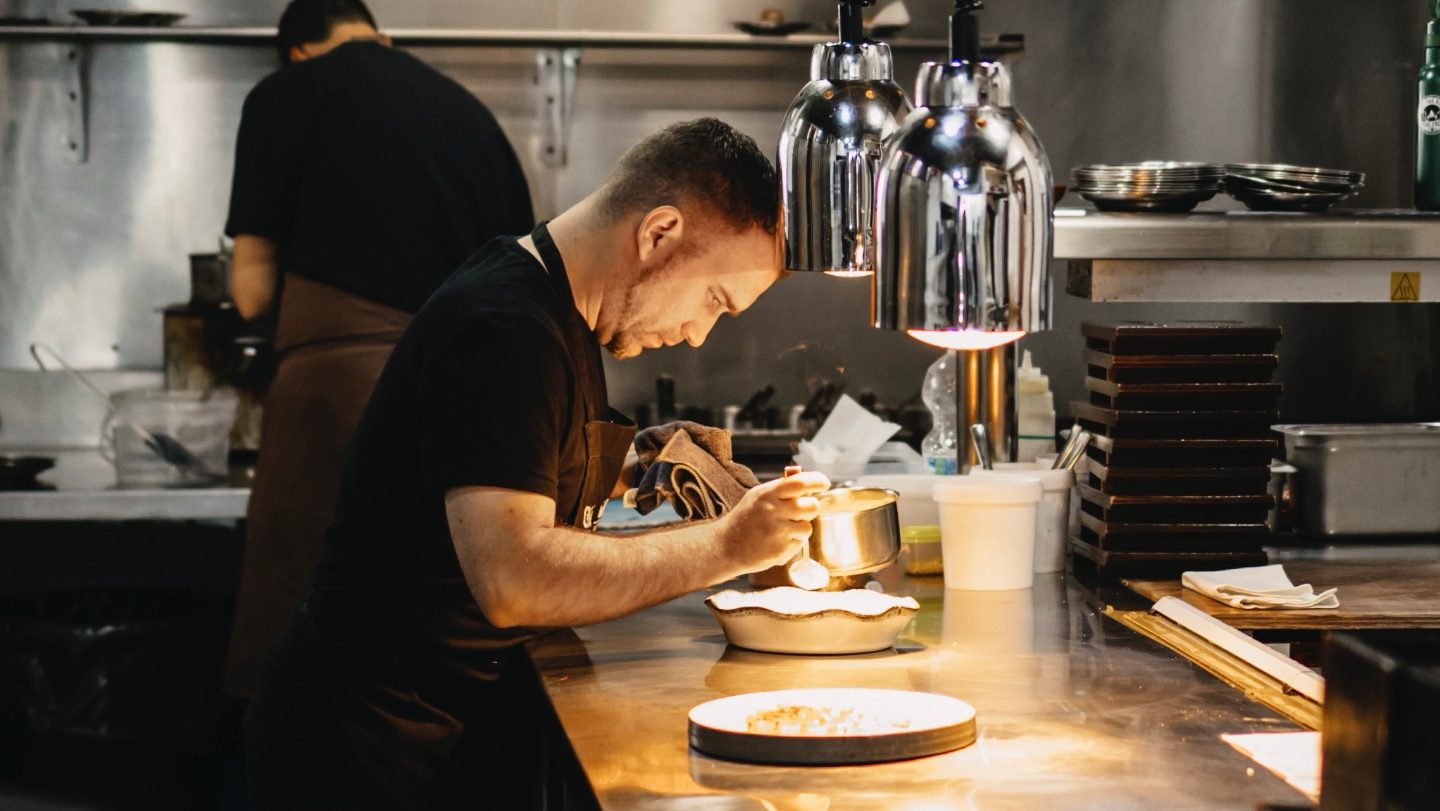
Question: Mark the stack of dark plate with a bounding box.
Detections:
[1068,322,1283,578]
[1072,162,1225,213]
[1223,163,1365,212]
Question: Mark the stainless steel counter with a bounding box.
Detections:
[529,573,1311,810]
[0,448,249,521]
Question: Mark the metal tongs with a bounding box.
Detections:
[1052,425,1093,470]
[30,342,215,481]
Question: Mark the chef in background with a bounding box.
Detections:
[222,0,534,707]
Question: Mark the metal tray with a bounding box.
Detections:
[1274,423,1440,536]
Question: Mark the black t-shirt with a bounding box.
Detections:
[225,41,534,313]
[308,232,606,661]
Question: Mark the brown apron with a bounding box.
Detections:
[223,273,412,698]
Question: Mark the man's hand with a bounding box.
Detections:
[715,472,831,575]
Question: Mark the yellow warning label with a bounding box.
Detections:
[1391,272,1421,302]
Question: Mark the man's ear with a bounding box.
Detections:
[378,31,393,46]
[635,206,684,266]
[288,45,310,63]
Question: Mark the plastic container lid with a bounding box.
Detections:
[933,476,1043,505]
[973,466,1075,492]
[901,525,942,544]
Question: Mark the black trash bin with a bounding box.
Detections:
[0,589,233,809]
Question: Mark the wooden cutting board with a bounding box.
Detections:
[1123,558,1440,630]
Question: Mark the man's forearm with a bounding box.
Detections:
[461,518,741,630]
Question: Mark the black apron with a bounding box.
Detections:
[246,224,635,811]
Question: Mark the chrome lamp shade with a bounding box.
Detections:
[779,42,912,275]
[872,60,1054,349]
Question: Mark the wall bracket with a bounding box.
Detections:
[535,47,580,169]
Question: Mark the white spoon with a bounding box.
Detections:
[783,465,829,591]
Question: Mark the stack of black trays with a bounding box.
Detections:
[1068,322,1282,578]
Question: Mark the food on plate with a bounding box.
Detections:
[745,704,912,736]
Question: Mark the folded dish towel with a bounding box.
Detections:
[632,422,760,521]
[1182,564,1339,610]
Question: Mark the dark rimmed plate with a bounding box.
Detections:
[0,454,57,491]
[1077,482,1273,525]
[1072,401,1279,440]
[1086,461,1272,497]
[733,21,812,36]
[72,10,186,26]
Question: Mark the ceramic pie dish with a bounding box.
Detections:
[705,587,918,655]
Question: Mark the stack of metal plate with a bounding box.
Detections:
[1224,163,1365,212]
[1072,162,1225,213]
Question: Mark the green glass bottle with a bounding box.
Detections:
[1417,0,1440,210]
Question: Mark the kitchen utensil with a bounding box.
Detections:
[1222,163,1364,213]
[1052,426,1088,469]
[1072,162,1225,212]
[688,688,977,764]
[30,343,217,480]
[72,9,186,26]
[705,587,918,654]
[1273,423,1440,536]
[803,486,902,577]
[934,476,1042,590]
[0,454,56,491]
[782,465,830,590]
[969,423,992,470]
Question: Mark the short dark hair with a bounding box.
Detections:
[276,0,378,66]
[598,118,779,236]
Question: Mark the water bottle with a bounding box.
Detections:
[921,351,958,474]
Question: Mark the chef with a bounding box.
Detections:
[244,118,831,810]
[221,0,534,707]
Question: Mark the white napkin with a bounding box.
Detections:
[795,395,900,480]
[1182,564,1339,610]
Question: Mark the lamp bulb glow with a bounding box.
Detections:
[906,329,1026,350]
[824,268,875,278]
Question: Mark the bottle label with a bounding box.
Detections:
[1420,95,1440,135]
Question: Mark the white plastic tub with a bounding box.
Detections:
[933,477,1043,591]
[856,473,955,528]
[973,463,1076,574]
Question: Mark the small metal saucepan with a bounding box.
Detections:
[807,487,902,576]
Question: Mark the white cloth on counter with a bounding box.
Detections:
[1182,564,1339,610]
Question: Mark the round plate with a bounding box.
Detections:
[733,21,812,36]
[688,688,977,765]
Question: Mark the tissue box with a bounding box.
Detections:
[1320,631,1440,811]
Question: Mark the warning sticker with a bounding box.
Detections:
[1391,272,1421,302]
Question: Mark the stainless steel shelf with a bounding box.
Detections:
[1056,209,1440,303]
[0,25,1021,54]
